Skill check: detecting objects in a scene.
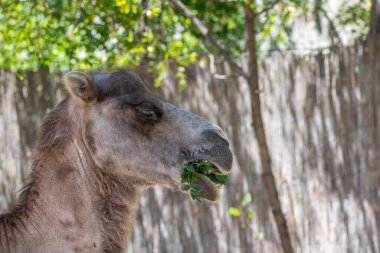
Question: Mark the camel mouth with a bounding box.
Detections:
[179,160,229,202]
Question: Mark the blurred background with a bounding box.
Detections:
[0,0,379,252]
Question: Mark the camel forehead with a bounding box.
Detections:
[90,71,149,99]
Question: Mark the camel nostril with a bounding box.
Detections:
[201,128,230,146]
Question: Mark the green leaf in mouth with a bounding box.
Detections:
[181,160,228,201]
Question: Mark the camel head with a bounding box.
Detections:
[63,70,232,202]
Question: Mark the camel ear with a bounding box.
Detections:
[63,71,97,103]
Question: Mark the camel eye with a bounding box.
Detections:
[135,103,160,122]
[140,108,155,118]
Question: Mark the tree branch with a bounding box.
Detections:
[256,0,280,16]
[320,6,343,47]
[169,0,249,79]
[244,2,295,253]
[370,0,380,36]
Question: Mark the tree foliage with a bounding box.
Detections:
[336,0,371,36]
[0,0,371,78]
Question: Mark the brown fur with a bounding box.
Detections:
[0,98,136,252]
[0,70,233,253]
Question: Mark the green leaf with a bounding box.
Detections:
[247,210,254,218]
[185,164,195,173]
[181,160,229,202]
[189,183,202,201]
[256,232,265,240]
[228,207,241,217]
[241,193,252,207]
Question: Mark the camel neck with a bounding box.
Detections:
[0,147,140,253]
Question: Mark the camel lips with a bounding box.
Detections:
[180,160,228,201]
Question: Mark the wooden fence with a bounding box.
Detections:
[0,38,379,252]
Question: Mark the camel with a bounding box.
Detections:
[0,70,232,253]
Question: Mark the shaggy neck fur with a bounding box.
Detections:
[0,100,140,253]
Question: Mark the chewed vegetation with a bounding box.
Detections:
[181,160,228,201]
